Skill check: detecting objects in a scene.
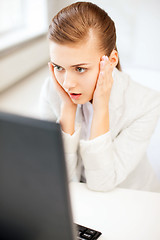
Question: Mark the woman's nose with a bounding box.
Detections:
[62,72,76,91]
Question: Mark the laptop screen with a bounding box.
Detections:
[0,111,76,240]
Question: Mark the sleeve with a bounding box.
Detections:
[61,125,81,182]
[38,78,81,182]
[39,93,57,121]
[38,77,58,121]
[79,103,160,192]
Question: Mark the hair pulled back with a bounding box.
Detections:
[48,1,121,71]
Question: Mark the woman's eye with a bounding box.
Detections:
[54,65,63,71]
[76,67,86,73]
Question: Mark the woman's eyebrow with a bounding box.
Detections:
[51,61,90,67]
[71,63,90,67]
[50,61,61,66]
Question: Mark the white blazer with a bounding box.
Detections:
[39,68,160,192]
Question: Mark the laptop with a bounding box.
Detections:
[0,111,102,240]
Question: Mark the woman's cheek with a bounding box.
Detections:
[85,76,97,99]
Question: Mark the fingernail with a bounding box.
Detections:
[101,61,105,67]
[105,56,108,61]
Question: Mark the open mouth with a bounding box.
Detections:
[69,93,82,99]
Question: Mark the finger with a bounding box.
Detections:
[97,56,109,85]
[102,56,114,81]
[48,62,61,87]
[97,68,105,87]
[98,56,113,88]
[100,55,112,73]
[48,62,63,92]
[48,62,56,81]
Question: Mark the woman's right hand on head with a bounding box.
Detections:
[48,62,77,110]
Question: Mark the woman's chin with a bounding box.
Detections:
[71,95,93,105]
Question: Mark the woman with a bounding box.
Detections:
[39,1,160,192]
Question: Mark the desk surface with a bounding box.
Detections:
[69,182,160,240]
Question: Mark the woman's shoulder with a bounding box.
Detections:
[40,76,57,96]
[113,68,160,114]
[39,76,62,119]
[114,68,160,102]
[40,76,61,104]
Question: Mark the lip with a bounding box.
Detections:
[69,93,82,100]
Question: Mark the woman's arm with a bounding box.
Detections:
[80,102,160,191]
[59,103,77,136]
[80,53,160,191]
[39,75,80,182]
[90,54,115,139]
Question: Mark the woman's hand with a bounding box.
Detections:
[90,55,114,139]
[48,62,77,135]
[92,55,113,113]
[48,62,77,110]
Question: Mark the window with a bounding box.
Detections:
[0,0,48,51]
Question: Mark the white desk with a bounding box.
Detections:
[69,182,160,240]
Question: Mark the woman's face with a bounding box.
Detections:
[49,35,104,104]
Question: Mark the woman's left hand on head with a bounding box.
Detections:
[92,55,114,114]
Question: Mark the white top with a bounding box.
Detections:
[39,68,160,192]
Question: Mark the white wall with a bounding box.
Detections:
[47,0,74,23]
[69,0,160,71]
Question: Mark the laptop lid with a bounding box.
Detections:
[0,111,76,240]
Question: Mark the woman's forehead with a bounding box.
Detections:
[49,37,102,66]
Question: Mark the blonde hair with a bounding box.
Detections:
[48,1,121,71]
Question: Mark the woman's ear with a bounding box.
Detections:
[109,49,118,68]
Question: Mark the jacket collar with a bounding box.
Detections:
[109,68,129,133]
[109,67,126,110]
